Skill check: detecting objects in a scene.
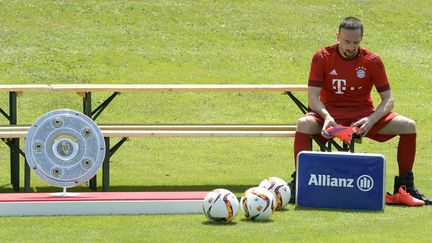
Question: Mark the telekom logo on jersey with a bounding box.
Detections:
[332,79,346,94]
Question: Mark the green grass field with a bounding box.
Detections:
[1,0,432,242]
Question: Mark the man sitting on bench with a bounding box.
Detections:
[290,16,430,206]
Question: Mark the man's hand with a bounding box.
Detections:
[351,116,377,136]
[321,116,338,139]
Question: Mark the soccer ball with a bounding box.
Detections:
[202,189,239,223]
[240,187,274,221]
[259,177,291,210]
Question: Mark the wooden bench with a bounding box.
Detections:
[1,84,310,192]
[1,84,358,192]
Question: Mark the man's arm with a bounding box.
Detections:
[352,89,394,136]
[308,86,338,138]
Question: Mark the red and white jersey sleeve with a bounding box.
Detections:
[308,51,327,87]
[367,55,390,92]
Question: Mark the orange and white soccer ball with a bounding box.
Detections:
[240,187,275,221]
[259,177,291,210]
[203,189,239,223]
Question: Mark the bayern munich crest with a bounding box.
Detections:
[356,66,366,78]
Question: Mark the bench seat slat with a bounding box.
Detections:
[103,130,295,137]
[0,124,296,132]
[0,131,28,138]
[99,124,296,131]
[0,85,51,92]
[0,129,295,138]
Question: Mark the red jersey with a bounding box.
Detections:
[308,44,390,120]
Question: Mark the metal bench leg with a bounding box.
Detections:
[10,138,20,191]
[3,137,28,192]
[350,139,355,152]
[83,92,97,191]
[343,142,348,151]
[101,137,128,192]
[9,92,20,192]
[24,159,31,192]
[102,137,110,192]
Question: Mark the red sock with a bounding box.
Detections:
[397,134,416,176]
[294,132,312,169]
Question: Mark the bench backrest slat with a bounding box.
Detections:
[1,84,308,93]
[49,84,308,92]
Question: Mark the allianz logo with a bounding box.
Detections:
[308,174,374,192]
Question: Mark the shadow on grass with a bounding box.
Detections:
[293,205,384,213]
[0,184,257,194]
[276,207,290,212]
[239,218,274,223]
[201,221,238,226]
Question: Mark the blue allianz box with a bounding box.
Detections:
[296,151,385,211]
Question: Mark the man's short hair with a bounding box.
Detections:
[339,17,363,36]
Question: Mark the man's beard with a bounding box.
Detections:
[343,49,357,58]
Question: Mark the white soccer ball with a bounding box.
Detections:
[240,187,275,221]
[203,188,239,223]
[259,177,291,210]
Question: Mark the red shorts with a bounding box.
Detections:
[306,111,398,142]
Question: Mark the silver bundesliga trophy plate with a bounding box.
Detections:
[25,109,105,196]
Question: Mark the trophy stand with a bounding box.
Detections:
[50,187,80,197]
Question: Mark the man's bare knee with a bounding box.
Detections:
[397,116,416,134]
[379,116,417,135]
[404,119,416,133]
[297,117,321,134]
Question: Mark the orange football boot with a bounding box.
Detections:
[325,125,359,144]
[385,185,425,206]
